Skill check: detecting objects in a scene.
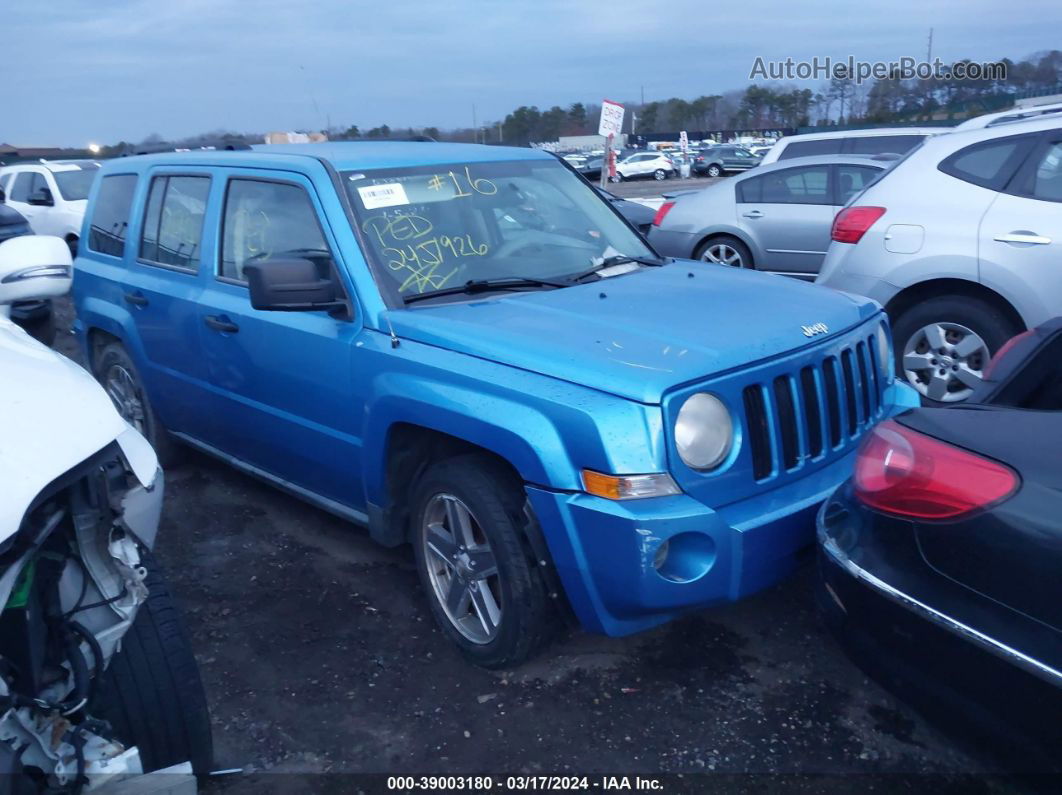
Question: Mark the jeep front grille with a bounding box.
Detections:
[742,336,883,482]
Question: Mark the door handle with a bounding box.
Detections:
[742,210,764,219]
[123,291,148,307]
[994,232,1051,245]
[203,315,239,334]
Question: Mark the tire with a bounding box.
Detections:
[706,164,723,178]
[411,454,552,668]
[653,169,667,181]
[891,295,1021,405]
[94,341,182,466]
[66,236,79,258]
[93,554,214,775]
[694,235,753,268]
[610,172,623,183]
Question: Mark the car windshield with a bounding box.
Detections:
[52,166,99,200]
[344,158,654,300]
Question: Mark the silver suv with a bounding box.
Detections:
[817,116,1062,403]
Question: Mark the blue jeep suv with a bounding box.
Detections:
[72,142,917,666]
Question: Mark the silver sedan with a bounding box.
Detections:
[648,155,892,277]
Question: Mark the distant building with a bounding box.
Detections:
[263,132,329,144]
[0,143,72,162]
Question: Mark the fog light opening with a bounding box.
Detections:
[653,532,716,583]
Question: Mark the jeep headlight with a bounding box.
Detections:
[875,321,893,382]
[675,393,733,470]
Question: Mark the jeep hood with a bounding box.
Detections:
[387,262,879,404]
[0,318,129,537]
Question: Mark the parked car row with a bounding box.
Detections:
[651,111,1062,407]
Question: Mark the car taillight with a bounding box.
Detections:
[853,420,1018,520]
[653,201,676,226]
[983,329,1034,379]
[831,206,886,244]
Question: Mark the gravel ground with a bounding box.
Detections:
[47,296,1029,793]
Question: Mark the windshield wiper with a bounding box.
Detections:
[403,276,568,305]
[566,254,667,284]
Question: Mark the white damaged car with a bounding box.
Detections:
[0,236,211,789]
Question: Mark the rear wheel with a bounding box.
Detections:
[95,341,181,466]
[411,455,552,668]
[891,295,1021,404]
[653,169,667,181]
[93,554,214,775]
[706,164,723,177]
[695,235,753,268]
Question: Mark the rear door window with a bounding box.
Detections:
[777,139,842,160]
[139,175,211,271]
[88,174,138,256]
[740,165,831,204]
[8,173,31,203]
[1022,141,1062,202]
[835,165,882,204]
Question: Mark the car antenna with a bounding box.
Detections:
[385,312,400,348]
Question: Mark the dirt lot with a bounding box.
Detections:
[50,301,1017,792]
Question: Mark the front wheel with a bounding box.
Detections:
[891,295,1021,404]
[92,554,214,775]
[411,455,552,668]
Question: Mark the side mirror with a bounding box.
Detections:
[0,236,72,306]
[27,188,54,207]
[243,258,341,312]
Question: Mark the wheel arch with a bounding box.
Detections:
[884,278,1026,333]
[372,421,572,619]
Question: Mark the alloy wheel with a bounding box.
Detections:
[422,493,502,645]
[701,243,744,267]
[104,364,146,432]
[902,322,989,402]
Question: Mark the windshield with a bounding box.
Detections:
[344,158,654,300]
[52,166,99,201]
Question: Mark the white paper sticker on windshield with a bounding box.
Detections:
[357,182,409,209]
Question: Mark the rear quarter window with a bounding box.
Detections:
[937,135,1038,191]
[88,174,138,257]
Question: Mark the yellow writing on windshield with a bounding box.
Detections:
[427,167,498,198]
[362,211,489,293]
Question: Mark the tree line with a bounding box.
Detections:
[97,50,1061,153]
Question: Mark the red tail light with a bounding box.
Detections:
[983,329,1034,379]
[854,420,1018,520]
[653,201,676,226]
[831,206,886,244]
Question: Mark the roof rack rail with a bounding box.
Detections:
[954,102,1062,131]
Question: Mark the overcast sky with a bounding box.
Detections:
[7,0,1061,146]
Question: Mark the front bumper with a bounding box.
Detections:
[527,382,919,637]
